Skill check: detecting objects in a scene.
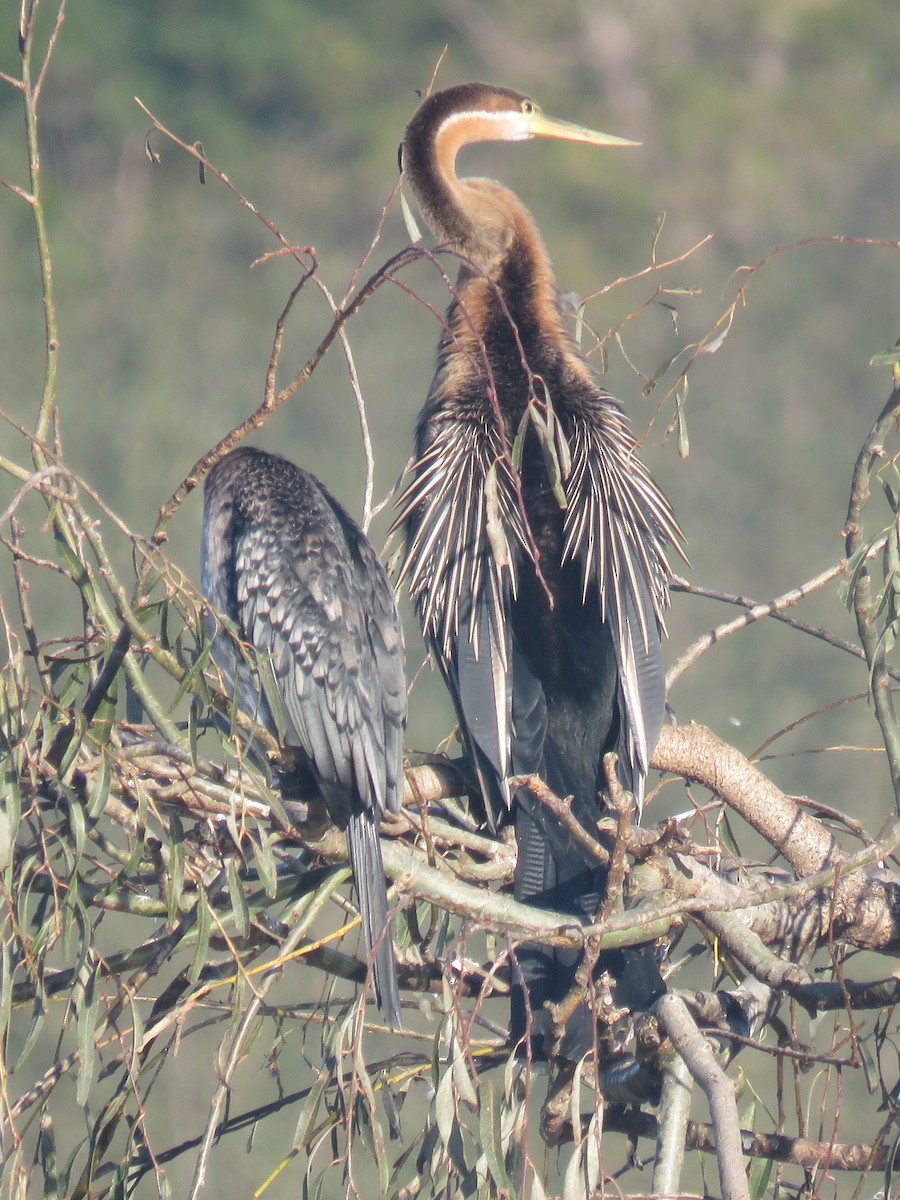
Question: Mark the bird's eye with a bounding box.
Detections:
[521,100,535,114]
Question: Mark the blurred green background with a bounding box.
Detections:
[5,0,900,840]
[2,1,899,1191]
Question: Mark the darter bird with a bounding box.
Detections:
[393,83,683,1057]
[202,447,406,1028]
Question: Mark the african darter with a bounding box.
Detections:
[393,83,683,1056]
[202,446,406,1027]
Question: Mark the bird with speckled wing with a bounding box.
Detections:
[201,447,406,1028]
[393,83,685,1058]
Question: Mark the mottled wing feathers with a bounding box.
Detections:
[231,479,403,823]
[200,479,279,741]
[202,448,405,1027]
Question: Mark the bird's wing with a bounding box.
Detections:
[202,452,404,1027]
[562,393,681,802]
[394,420,533,827]
[331,506,407,815]
[232,491,400,826]
[200,479,279,742]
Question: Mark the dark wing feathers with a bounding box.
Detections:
[563,398,682,803]
[610,569,666,797]
[396,371,679,1051]
[397,385,680,817]
[203,449,405,1027]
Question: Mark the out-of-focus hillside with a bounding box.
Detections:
[2,0,899,814]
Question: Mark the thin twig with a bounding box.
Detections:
[844,382,900,811]
[667,559,854,689]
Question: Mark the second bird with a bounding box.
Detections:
[202,447,406,1028]
[394,83,683,1056]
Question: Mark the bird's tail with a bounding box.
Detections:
[345,810,403,1029]
[511,746,664,1060]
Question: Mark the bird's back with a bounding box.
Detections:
[202,447,405,820]
[201,447,406,1027]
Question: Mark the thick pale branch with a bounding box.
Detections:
[654,722,842,875]
[596,1105,900,1172]
[656,994,749,1200]
[653,722,900,953]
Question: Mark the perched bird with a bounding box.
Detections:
[201,447,406,1028]
[393,83,683,1056]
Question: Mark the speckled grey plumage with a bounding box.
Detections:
[201,447,405,1027]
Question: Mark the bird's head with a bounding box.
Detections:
[400,82,638,172]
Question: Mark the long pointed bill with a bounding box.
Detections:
[525,111,640,148]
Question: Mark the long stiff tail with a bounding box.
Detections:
[511,747,664,1060]
[512,802,598,1058]
[345,810,403,1029]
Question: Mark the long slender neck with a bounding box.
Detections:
[402,95,579,367]
[403,107,532,277]
[402,127,485,266]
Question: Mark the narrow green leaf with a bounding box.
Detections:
[38,1111,60,1200]
[50,657,84,707]
[435,1066,457,1154]
[171,636,215,710]
[676,378,690,459]
[641,351,681,398]
[581,1109,604,1191]
[568,1055,584,1151]
[188,694,200,764]
[253,827,278,898]
[529,1163,548,1200]
[839,539,878,610]
[187,888,212,982]
[75,959,99,1107]
[748,1150,773,1200]
[87,748,111,819]
[293,1068,329,1153]
[435,1065,469,1177]
[883,1120,900,1200]
[0,766,18,874]
[167,818,186,923]
[572,300,586,347]
[92,674,118,746]
[858,1029,879,1094]
[57,712,87,780]
[159,595,172,650]
[511,408,529,472]
[128,990,145,1068]
[562,1138,587,1200]
[353,1051,389,1195]
[68,791,87,865]
[226,856,250,939]
[14,991,48,1073]
[650,210,666,258]
[479,1081,513,1195]
[536,416,568,509]
[452,1048,478,1110]
[400,189,422,243]
[699,307,734,355]
[0,939,11,1043]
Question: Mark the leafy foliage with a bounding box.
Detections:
[4,5,900,1200]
